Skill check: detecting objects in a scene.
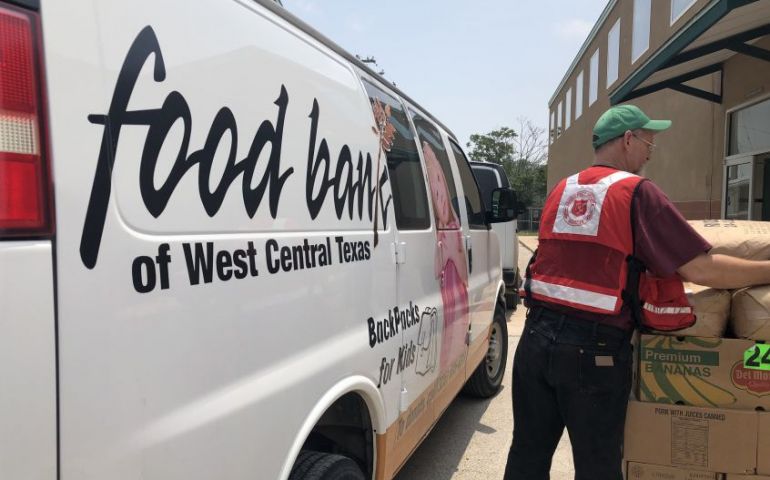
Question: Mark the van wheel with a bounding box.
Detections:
[504,291,519,311]
[462,306,508,398]
[289,451,366,480]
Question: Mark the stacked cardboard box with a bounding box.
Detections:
[625,399,757,474]
[638,335,770,410]
[626,461,721,479]
[625,220,770,478]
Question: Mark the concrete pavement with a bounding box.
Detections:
[395,236,576,480]
[518,235,538,255]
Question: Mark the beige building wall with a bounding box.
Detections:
[634,77,720,219]
[548,0,770,220]
[723,36,770,112]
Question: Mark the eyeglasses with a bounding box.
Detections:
[631,132,656,152]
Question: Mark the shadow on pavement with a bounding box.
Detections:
[394,388,503,480]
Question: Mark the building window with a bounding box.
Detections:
[671,0,697,24]
[575,71,584,119]
[565,88,572,130]
[589,50,599,106]
[550,111,555,144]
[729,98,770,155]
[607,19,620,87]
[632,0,651,62]
[557,101,563,137]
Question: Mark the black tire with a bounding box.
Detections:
[504,291,519,311]
[462,305,508,398]
[289,451,365,480]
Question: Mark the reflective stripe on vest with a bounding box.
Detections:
[528,278,619,313]
[638,274,696,331]
[643,303,693,315]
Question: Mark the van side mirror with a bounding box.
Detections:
[487,187,519,223]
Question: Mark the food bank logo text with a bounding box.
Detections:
[80,26,390,270]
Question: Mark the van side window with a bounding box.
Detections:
[449,141,487,230]
[410,111,462,230]
[496,165,511,188]
[363,81,430,230]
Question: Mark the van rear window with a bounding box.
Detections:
[363,81,430,230]
[472,167,498,211]
[450,142,487,229]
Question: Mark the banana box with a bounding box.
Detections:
[639,335,770,410]
[624,401,757,474]
[626,462,720,479]
[758,413,770,475]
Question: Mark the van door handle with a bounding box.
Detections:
[465,235,472,274]
[391,241,406,264]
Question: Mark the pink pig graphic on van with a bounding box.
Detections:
[422,142,470,372]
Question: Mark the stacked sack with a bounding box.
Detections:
[624,220,770,480]
[658,282,731,338]
[689,219,770,341]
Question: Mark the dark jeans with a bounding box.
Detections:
[503,308,633,480]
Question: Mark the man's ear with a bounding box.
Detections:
[623,130,633,148]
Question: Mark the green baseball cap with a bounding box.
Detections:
[592,104,672,149]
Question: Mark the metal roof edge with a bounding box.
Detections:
[548,0,619,107]
[609,0,757,105]
[6,0,38,9]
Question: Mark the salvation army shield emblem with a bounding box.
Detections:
[571,199,588,217]
[562,189,597,226]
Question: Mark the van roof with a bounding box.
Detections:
[253,0,458,141]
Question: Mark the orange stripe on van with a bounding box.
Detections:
[374,324,491,479]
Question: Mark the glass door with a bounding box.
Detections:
[759,154,770,221]
[723,153,770,220]
[724,157,752,220]
[724,97,770,220]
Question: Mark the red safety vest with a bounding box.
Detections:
[527,166,695,331]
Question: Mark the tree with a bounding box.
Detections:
[510,117,547,165]
[465,127,516,165]
[466,118,548,207]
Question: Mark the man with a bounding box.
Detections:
[503,104,770,480]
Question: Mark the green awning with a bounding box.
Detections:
[610,0,763,105]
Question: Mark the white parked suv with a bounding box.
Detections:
[471,161,523,309]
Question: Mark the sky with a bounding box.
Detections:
[281,0,608,149]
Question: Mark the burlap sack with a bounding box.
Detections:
[731,285,770,341]
[655,283,729,337]
[689,219,770,260]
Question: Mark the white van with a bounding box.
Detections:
[470,161,522,309]
[0,1,517,479]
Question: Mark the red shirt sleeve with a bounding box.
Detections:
[633,180,712,277]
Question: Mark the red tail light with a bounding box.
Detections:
[0,4,50,236]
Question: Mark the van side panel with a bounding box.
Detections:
[0,242,57,479]
[45,1,401,478]
[41,1,506,478]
